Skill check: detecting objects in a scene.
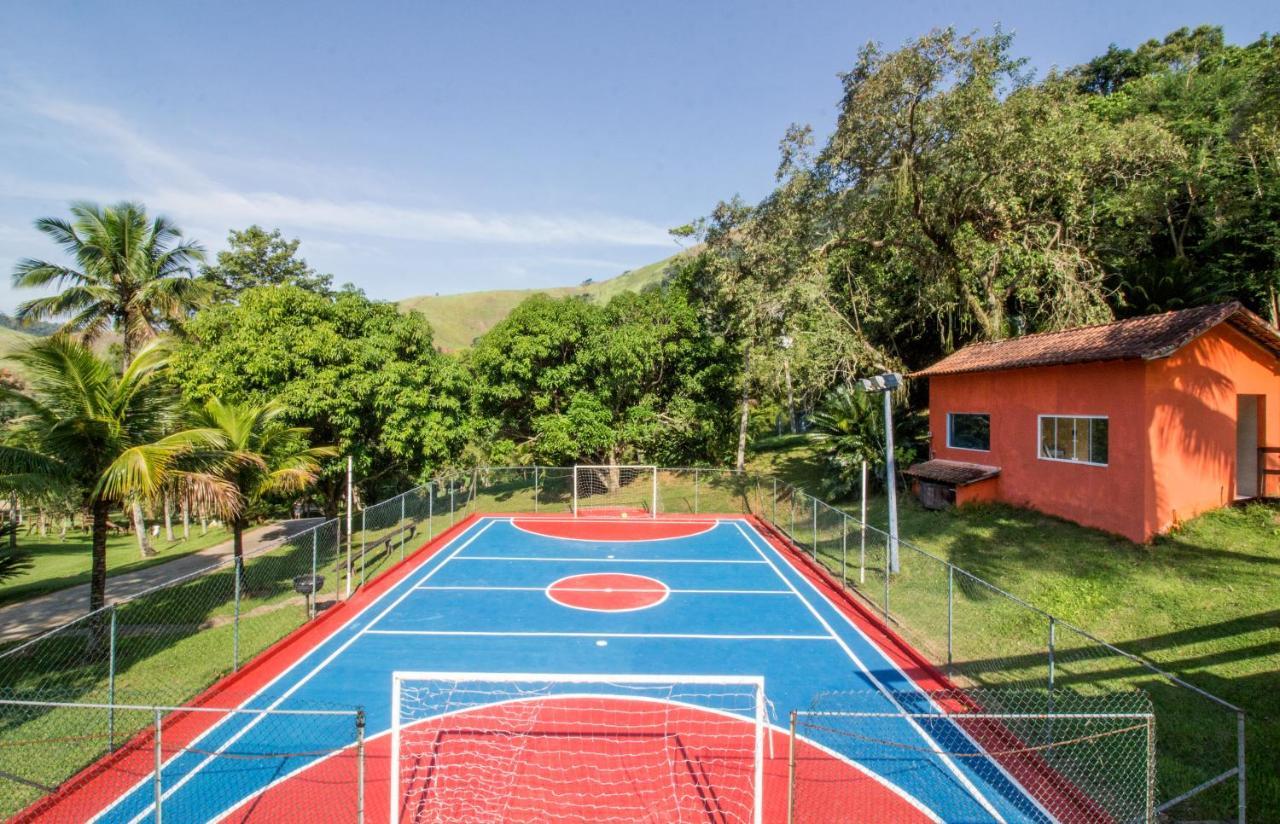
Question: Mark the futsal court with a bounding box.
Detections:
[28,512,1093,823]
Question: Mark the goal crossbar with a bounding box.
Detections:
[572,464,658,518]
[391,671,766,823]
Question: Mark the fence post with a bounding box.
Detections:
[428,480,434,541]
[399,494,406,562]
[310,529,318,620]
[449,482,455,526]
[811,497,818,559]
[107,605,117,750]
[534,466,540,513]
[1238,711,1247,824]
[883,538,890,621]
[233,556,242,672]
[859,461,867,584]
[360,508,367,588]
[1047,617,1056,691]
[947,565,954,675]
[694,469,700,514]
[840,515,848,585]
[153,707,164,823]
[356,709,366,824]
[772,478,777,525]
[787,710,797,824]
[1145,713,1156,824]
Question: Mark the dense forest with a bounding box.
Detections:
[5,24,1279,513]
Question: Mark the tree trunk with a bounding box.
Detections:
[88,498,111,655]
[735,349,751,471]
[7,494,15,552]
[163,492,174,542]
[783,356,796,434]
[181,494,190,540]
[131,499,153,557]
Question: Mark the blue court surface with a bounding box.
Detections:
[77,515,1078,824]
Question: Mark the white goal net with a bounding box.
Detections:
[390,672,766,823]
[572,465,658,517]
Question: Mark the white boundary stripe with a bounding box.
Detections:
[367,629,835,641]
[415,585,792,595]
[453,555,767,564]
[508,517,719,542]
[741,522,1061,824]
[391,671,763,823]
[98,517,498,824]
[730,521,1012,824]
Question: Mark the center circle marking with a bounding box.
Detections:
[546,573,670,612]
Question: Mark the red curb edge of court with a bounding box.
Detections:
[15,513,484,824]
[747,514,1113,824]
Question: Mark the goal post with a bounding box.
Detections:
[391,671,766,823]
[572,465,658,518]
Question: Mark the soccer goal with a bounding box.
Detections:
[390,671,766,823]
[572,464,658,517]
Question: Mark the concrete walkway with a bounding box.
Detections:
[0,518,325,643]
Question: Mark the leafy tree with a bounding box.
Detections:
[11,201,208,365]
[0,338,227,618]
[170,286,467,511]
[809,387,918,499]
[469,286,737,467]
[201,226,333,300]
[187,398,335,562]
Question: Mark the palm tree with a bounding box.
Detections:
[0,337,231,619]
[188,398,335,564]
[12,201,210,365]
[12,201,211,555]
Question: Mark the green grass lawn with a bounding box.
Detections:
[0,525,233,608]
[748,438,1278,821]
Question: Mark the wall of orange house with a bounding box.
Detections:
[1143,324,1280,535]
[928,360,1151,542]
[927,325,1280,542]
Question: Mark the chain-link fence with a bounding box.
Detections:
[752,478,1246,824]
[0,466,1248,822]
[0,699,365,821]
[789,690,1154,824]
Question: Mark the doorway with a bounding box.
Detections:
[1236,395,1260,498]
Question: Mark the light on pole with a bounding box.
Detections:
[856,372,903,574]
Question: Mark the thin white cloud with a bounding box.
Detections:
[3,92,675,248]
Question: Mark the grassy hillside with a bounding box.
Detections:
[399,252,686,351]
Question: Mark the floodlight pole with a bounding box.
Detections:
[858,373,902,575]
[882,388,900,574]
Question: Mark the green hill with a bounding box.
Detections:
[399,252,687,351]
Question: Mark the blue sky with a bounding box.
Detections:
[1,1,1275,312]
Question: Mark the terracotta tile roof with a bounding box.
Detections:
[912,302,1280,378]
[904,459,1001,486]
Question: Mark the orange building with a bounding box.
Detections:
[907,302,1280,543]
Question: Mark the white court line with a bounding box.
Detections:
[415,585,793,595]
[730,521,1011,824]
[102,517,499,824]
[454,555,767,564]
[737,520,1058,824]
[366,629,835,641]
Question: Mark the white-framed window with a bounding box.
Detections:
[947,413,990,451]
[1038,415,1108,466]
